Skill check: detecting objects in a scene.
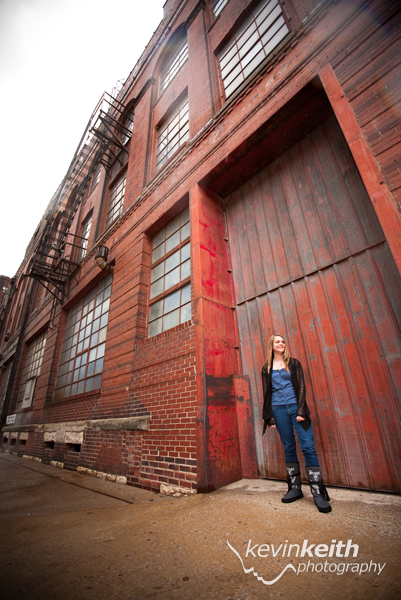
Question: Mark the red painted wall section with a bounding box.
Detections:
[190,183,257,492]
[319,65,401,275]
[234,375,258,479]
[187,6,214,137]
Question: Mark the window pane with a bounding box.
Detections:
[164,289,180,313]
[150,278,164,300]
[181,259,190,280]
[165,266,180,290]
[153,228,165,249]
[149,299,163,322]
[181,283,191,304]
[98,327,107,344]
[181,207,189,224]
[166,215,180,238]
[151,262,164,283]
[165,249,180,273]
[93,375,102,390]
[148,317,162,338]
[181,221,190,241]
[152,243,165,262]
[181,243,190,262]
[163,308,180,331]
[87,361,95,376]
[166,230,180,253]
[94,358,104,373]
[181,302,191,323]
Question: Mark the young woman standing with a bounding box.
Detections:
[261,334,331,513]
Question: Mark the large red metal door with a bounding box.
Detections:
[226,115,401,491]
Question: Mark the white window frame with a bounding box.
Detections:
[90,163,101,194]
[160,36,189,94]
[156,95,189,171]
[212,0,229,18]
[218,0,289,98]
[106,173,126,229]
[78,214,92,262]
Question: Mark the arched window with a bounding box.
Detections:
[218,0,289,98]
[160,32,188,95]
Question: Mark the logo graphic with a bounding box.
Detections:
[227,541,295,585]
[227,539,385,586]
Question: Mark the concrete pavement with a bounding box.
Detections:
[0,452,400,600]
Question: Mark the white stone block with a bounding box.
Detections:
[64,431,83,445]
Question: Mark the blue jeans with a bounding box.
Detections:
[272,404,319,467]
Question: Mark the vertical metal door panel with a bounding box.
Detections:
[226,115,401,491]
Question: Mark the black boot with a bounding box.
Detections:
[306,466,331,513]
[282,462,303,503]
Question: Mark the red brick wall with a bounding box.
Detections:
[128,321,197,490]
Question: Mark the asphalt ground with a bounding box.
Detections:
[0,452,400,600]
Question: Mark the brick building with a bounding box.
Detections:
[1,0,400,493]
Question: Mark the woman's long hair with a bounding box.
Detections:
[265,333,290,372]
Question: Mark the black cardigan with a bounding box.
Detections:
[261,357,311,433]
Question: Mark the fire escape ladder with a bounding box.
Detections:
[89,91,133,170]
[26,89,132,328]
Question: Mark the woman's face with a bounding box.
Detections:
[273,336,285,354]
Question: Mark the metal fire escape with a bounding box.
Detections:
[28,88,133,327]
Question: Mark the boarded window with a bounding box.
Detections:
[17,331,47,409]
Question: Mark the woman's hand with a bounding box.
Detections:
[269,424,276,428]
[296,416,305,422]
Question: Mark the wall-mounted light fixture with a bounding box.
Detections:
[95,246,113,272]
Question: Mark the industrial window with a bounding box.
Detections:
[105,173,126,229]
[160,36,188,94]
[148,208,191,337]
[218,0,289,98]
[156,95,189,171]
[212,0,229,17]
[77,214,92,262]
[17,331,47,410]
[54,274,113,400]
[90,164,101,193]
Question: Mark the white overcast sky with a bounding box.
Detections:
[0,0,165,277]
